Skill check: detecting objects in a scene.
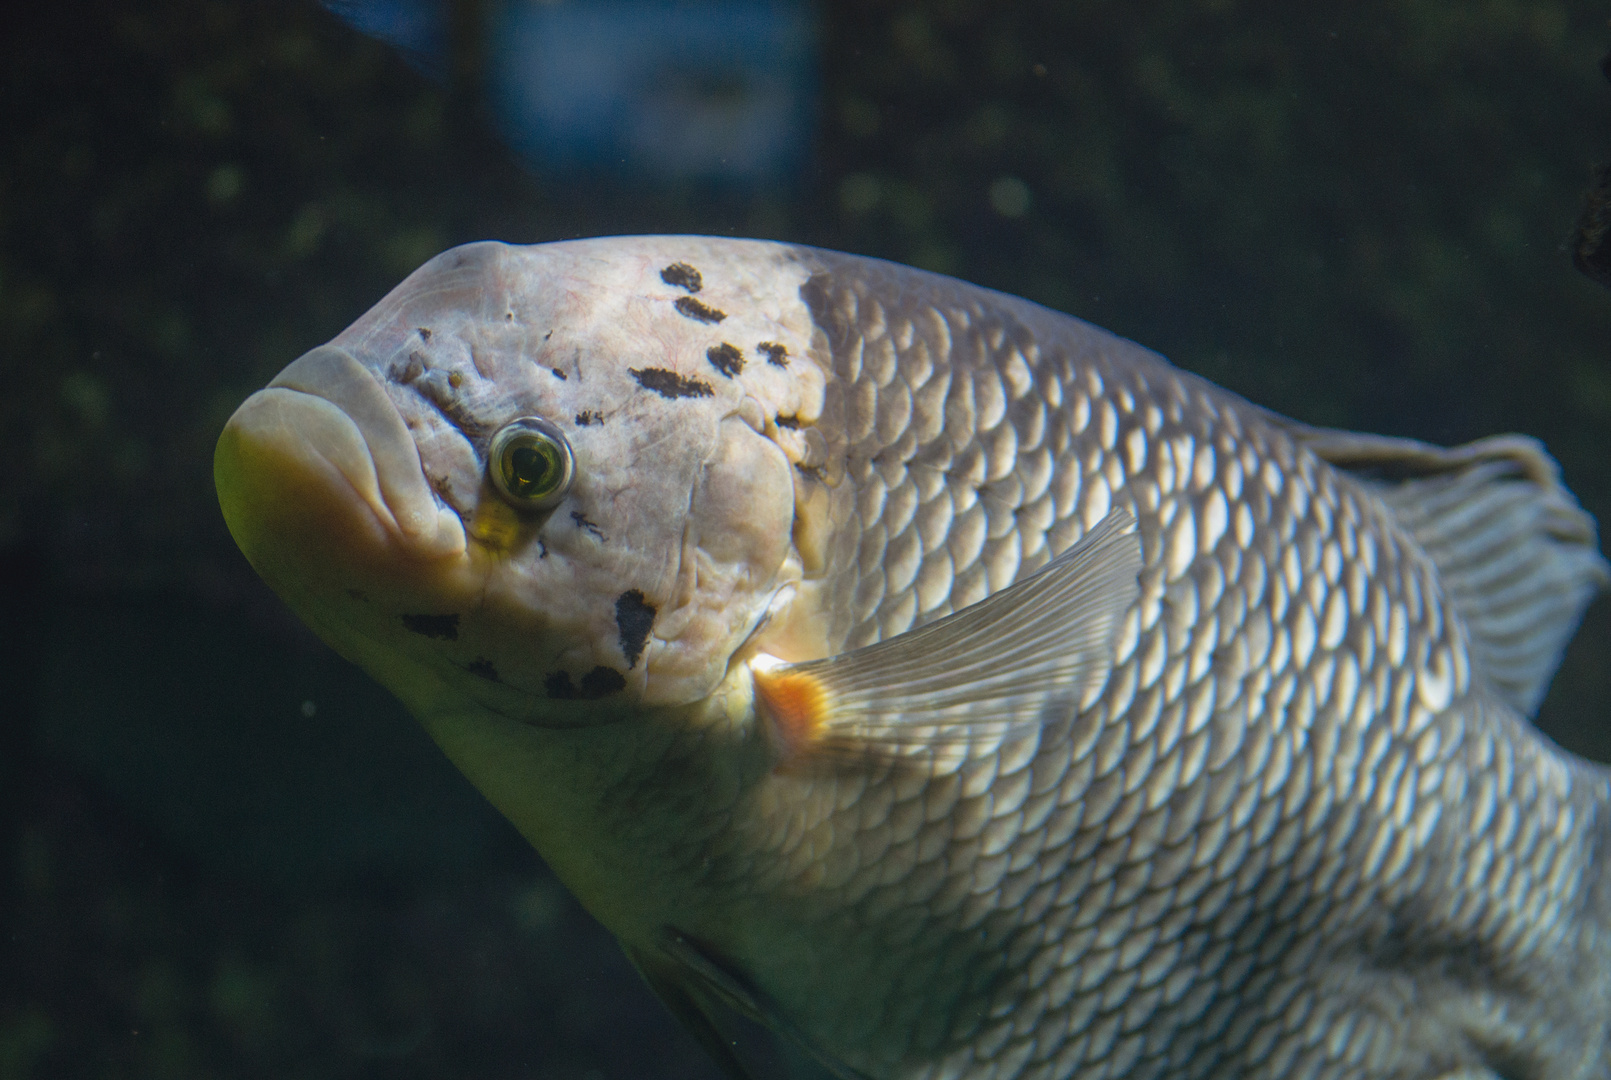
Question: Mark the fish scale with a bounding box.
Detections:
[215,237,1611,1080]
[739,249,1608,1078]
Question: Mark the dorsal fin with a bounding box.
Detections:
[1293,427,1609,716]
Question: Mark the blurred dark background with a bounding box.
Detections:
[2,0,1609,1077]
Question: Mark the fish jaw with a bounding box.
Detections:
[214,341,767,938]
[214,345,478,703]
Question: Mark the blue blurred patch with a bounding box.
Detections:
[324,0,447,78]
[322,0,816,183]
[490,1,815,181]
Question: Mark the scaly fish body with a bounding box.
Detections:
[216,237,1611,1080]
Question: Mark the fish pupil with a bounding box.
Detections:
[506,438,562,497]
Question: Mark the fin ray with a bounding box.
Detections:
[624,942,756,1080]
[754,508,1142,759]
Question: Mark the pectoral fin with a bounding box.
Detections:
[752,507,1141,761]
[653,929,874,1080]
[624,942,755,1080]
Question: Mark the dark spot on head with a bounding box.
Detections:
[551,367,567,380]
[411,374,493,441]
[794,463,825,482]
[418,327,432,341]
[674,296,726,324]
[545,667,626,699]
[706,343,743,378]
[775,414,802,430]
[758,341,789,367]
[575,410,602,426]
[447,370,463,389]
[579,666,627,697]
[571,511,605,540]
[346,588,368,601]
[615,590,656,668]
[467,658,500,682]
[630,368,714,400]
[660,262,703,293]
[402,613,459,640]
[537,538,549,558]
[545,670,577,699]
[505,311,514,321]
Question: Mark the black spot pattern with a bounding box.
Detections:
[757,341,789,366]
[615,590,656,668]
[674,296,726,324]
[579,666,627,696]
[775,414,802,430]
[401,613,459,640]
[631,368,714,399]
[575,411,602,425]
[572,511,606,540]
[545,671,577,699]
[467,658,500,681]
[418,327,432,341]
[551,367,567,380]
[545,667,627,699]
[706,343,743,378]
[660,262,703,292]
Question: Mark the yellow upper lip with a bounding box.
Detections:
[216,344,467,565]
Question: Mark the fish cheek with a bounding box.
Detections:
[642,418,795,705]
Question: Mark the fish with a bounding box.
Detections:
[215,236,1611,1080]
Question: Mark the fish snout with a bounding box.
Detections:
[215,344,466,590]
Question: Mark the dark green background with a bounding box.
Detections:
[3,1,1609,1077]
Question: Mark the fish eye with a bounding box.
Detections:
[488,417,575,510]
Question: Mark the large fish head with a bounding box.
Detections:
[215,238,821,728]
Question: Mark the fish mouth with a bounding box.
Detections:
[215,344,467,600]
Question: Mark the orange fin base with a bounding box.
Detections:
[751,660,831,757]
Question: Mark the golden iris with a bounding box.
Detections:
[488,417,574,510]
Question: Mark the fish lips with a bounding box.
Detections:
[215,343,468,605]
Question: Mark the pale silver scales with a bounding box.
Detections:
[726,247,1611,1080]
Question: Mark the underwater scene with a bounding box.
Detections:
[5,1,1611,1078]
